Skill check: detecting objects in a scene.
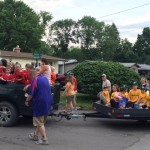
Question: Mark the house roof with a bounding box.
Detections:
[65,59,78,65]
[120,63,140,68]
[138,64,150,70]
[0,50,65,61]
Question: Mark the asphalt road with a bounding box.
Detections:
[0,114,150,150]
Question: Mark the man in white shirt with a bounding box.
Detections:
[101,74,111,93]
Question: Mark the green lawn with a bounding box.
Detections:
[60,92,96,110]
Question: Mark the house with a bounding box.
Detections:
[120,63,140,73]
[120,63,150,77]
[58,59,78,74]
[138,64,150,77]
[0,47,65,73]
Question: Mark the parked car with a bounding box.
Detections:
[56,70,72,87]
[0,82,61,127]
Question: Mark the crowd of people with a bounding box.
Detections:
[0,58,56,85]
[98,74,150,109]
[0,58,78,145]
[0,58,58,145]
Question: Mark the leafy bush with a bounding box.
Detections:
[73,61,140,95]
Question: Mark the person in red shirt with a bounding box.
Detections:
[2,67,14,82]
[22,64,33,85]
[23,64,36,92]
[51,66,56,85]
[0,59,7,76]
[14,63,24,83]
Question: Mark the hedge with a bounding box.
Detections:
[73,61,140,95]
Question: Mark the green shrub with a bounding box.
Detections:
[73,61,140,95]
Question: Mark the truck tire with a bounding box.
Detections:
[0,102,19,127]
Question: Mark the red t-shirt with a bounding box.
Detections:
[2,74,14,81]
[22,70,31,85]
[72,76,77,91]
[14,70,24,83]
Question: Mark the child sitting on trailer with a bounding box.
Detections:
[138,87,149,109]
[111,84,119,100]
[97,86,110,106]
[118,87,129,109]
[126,82,141,108]
[122,85,129,99]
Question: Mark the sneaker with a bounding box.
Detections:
[29,132,39,141]
[35,139,49,145]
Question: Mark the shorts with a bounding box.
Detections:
[33,116,48,127]
[66,96,74,103]
[126,102,136,108]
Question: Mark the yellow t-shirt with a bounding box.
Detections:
[140,92,149,103]
[146,95,150,107]
[65,82,75,96]
[129,89,141,103]
[111,92,118,99]
[102,90,110,103]
[122,92,129,99]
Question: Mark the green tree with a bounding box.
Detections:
[61,47,85,62]
[115,39,137,62]
[40,41,53,55]
[133,27,150,63]
[78,16,104,50]
[49,19,78,55]
[40,11,52,28]
[0,0,52,52]
[99,23,120,61]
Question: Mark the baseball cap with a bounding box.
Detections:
[101,74,106,77]
[133,82,138,86]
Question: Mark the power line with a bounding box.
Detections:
[97,2,150,19]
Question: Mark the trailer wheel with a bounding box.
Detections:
[66,116,71,120]
[0,102,19,127]
[51,113,63,122]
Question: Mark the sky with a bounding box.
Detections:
[22,0,150,43]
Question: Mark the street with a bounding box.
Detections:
[0,115,150,150]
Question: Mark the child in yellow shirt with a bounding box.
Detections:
[146,96,150,108]
[138,87,149,108]
[111,84,119,99]
[126,82,141,108]
[122,85,129,99]
[97,86,110,106]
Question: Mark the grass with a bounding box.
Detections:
[60,92,96,110]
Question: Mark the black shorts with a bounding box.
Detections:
[66,96,74,103]
[126,102,136,108]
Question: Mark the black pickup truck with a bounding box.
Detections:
[0,82,60,127]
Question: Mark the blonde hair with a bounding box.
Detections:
[140,78,147,84]
[51,66,55,71]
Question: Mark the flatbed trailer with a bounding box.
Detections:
[53,102,150,122]
[92,102,150,121]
